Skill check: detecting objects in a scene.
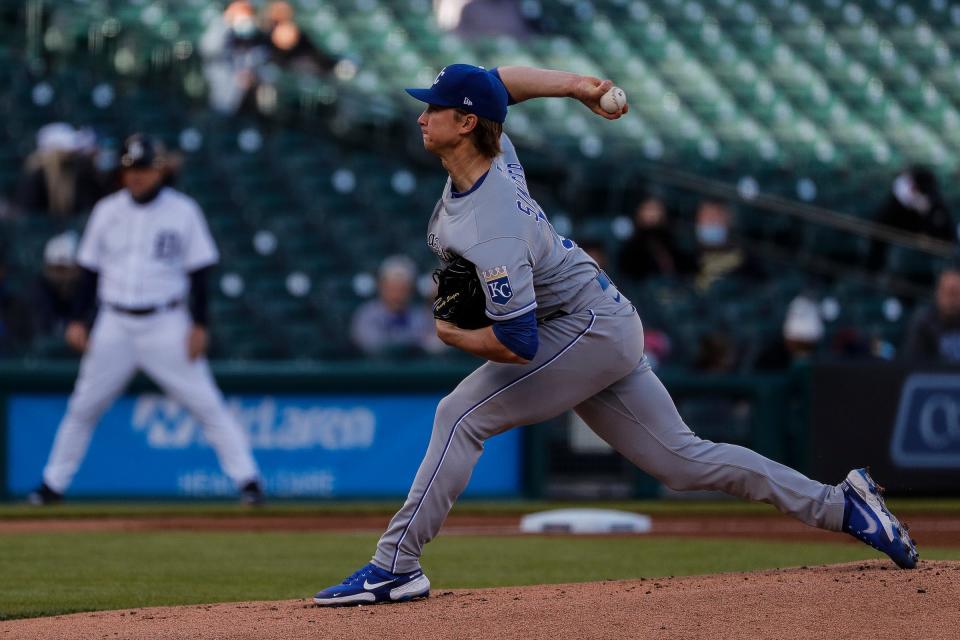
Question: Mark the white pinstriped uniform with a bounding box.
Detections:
[41,187,260,494]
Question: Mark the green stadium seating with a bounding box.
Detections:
[0,0,950,364]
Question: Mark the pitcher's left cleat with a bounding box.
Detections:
[313,563,430,606]
[842,468,918,569]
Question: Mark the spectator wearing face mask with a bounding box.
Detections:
[200,0,271,115]
[690,199,765,291]
[866,166,956,272]
[903,266,960,363]
[617,195,691,281]
[262,1,337,73]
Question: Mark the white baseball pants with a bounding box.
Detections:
[42,307,260,493]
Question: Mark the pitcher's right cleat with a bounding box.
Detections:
[842,468,918,569]
[313,563,430,606]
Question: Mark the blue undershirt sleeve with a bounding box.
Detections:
[491,309,539,361]
[489,67,518,105]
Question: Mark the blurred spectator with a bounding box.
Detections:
[754,296,824,370]
[351,255,443,357]
[867,166,956,271]
[16,123,105,217]
[617,196,689,281]
[200,1,271,114]
[691,199,764,291]
[435,0,540,38]
[902,266,960,363]
[262,1,336,73]
[642,328,672,369]
[693,330,738,373]
[31,231,81,338]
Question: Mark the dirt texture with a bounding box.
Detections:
[3,512,960,546]
[2,560,957,640]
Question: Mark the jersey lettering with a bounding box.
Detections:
[506,163,547,224]
[427,232,452,261]
[517,199,539,217]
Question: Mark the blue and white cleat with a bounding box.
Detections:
[842,468,918,569]
[313,563,430,606]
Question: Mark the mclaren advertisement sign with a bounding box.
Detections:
[811,364,960,494]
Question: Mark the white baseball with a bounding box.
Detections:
[600,86,627,114]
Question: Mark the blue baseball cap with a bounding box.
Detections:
[405,64,508,124]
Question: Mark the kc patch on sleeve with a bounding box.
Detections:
[482,266,513,305]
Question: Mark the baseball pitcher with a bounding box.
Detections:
[312,65,918,606]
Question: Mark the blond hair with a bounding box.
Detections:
[454,110,502,159]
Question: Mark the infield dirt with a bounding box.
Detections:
[2,560,957,640]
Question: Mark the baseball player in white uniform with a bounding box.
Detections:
[312,64,918,606]
[27,134,263,505]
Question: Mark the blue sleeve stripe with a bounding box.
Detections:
[485,300,537,320]
[492,309,539,361]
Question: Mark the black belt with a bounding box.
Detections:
[107,299,181,316]
[596,270,612,291]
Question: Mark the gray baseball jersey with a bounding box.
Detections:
[426,134,599,321]
[373,133,846,575]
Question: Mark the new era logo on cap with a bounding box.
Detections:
[463,97,473,106]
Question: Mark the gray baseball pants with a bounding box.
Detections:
[373,284,846,574]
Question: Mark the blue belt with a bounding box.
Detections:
[596,271,611,291]
[544,272,617,323]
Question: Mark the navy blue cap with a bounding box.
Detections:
[120,133,166,169]
[405,64,508,124]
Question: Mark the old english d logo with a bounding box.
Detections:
[482,266,513,305]
[890,374,960,469]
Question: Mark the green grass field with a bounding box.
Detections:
[2,530,960,621]
[3,498,960,621]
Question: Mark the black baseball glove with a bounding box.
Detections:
[433,256,492,330]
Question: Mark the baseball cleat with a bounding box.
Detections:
[27,482,63,506]
[842,468,918,569]
[313,563,430,606]
[239,480,265,506]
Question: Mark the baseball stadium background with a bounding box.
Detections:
[2,1,960,637]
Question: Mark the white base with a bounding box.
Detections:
[520,508,652,534]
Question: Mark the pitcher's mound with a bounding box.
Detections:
[4,560,958,640]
